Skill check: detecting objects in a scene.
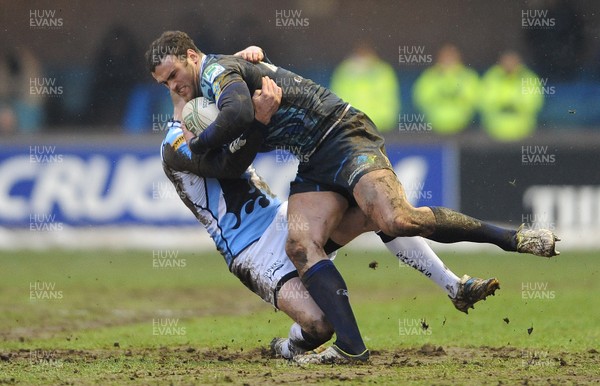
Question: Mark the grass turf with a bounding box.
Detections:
[0,248,598,384]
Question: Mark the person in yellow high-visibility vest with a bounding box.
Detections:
[412,44,480,135]
[330,41,400,132]
[480,51,544,142]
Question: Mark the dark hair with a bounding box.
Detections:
[145,30,202,72]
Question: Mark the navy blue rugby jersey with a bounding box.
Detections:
[199,54,350,157]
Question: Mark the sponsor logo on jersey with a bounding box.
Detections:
[347,154,380,186]
[336,289,349,297]
[264,257,284,280]
[172,135,185,151]
[229,137,247,153]
[212,82,222,101]
[356,154,377,165]
[204,63,226,84]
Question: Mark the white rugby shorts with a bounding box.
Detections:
[230,201,337,308]
[229,201,298,307]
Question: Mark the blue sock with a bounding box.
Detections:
[301,259,366,355]
[323,239,342,254]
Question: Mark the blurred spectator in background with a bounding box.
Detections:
[480,51,544,142]
[0,47,44,134]
[330,41,400,132]
[87,24,144,128]
[412,44,479,135]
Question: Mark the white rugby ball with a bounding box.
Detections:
[182,97,219,135]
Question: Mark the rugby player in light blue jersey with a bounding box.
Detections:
[150,35,559,364]
[160,76,502,361]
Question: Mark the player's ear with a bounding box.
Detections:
[187,49,200,64]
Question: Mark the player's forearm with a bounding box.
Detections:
[216,122,267,176]
[194,121,266,178]
[189,83,254,153]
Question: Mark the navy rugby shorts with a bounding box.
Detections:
[289,107,394,204]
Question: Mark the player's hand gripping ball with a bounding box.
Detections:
[182,97,219,135]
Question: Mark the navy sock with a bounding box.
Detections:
[428,207,517,251]
[323,239,342,254]
[301,259,366,355]
[294,329,328,351]
[376,231,395,243]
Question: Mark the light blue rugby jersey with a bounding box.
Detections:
[160,125,281,266]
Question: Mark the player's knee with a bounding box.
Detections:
[285,237,308,263]
[382,211,426,237]
[285,238,306,261]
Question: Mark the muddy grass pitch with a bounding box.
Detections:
[1,250,598,384]
[2,346,599,384]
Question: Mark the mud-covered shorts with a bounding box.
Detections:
[289,107,394,204]
[229,202,338,308]
[229,202,297,308]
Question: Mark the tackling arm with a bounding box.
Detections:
[189,81,255,153]
[190,123,267,178]
[183,76,281,178]
[188,46,273,154]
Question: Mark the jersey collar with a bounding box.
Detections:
[197,54,208,97]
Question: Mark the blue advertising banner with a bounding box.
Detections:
[0,144,194,228]
[0,143,457,227]
[252,144,458,209]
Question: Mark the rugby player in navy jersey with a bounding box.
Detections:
[160,75,502,362]
[148,32,560,363]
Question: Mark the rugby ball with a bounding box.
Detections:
[182,97,219,135]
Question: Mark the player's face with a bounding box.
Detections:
[152,50,200,102]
